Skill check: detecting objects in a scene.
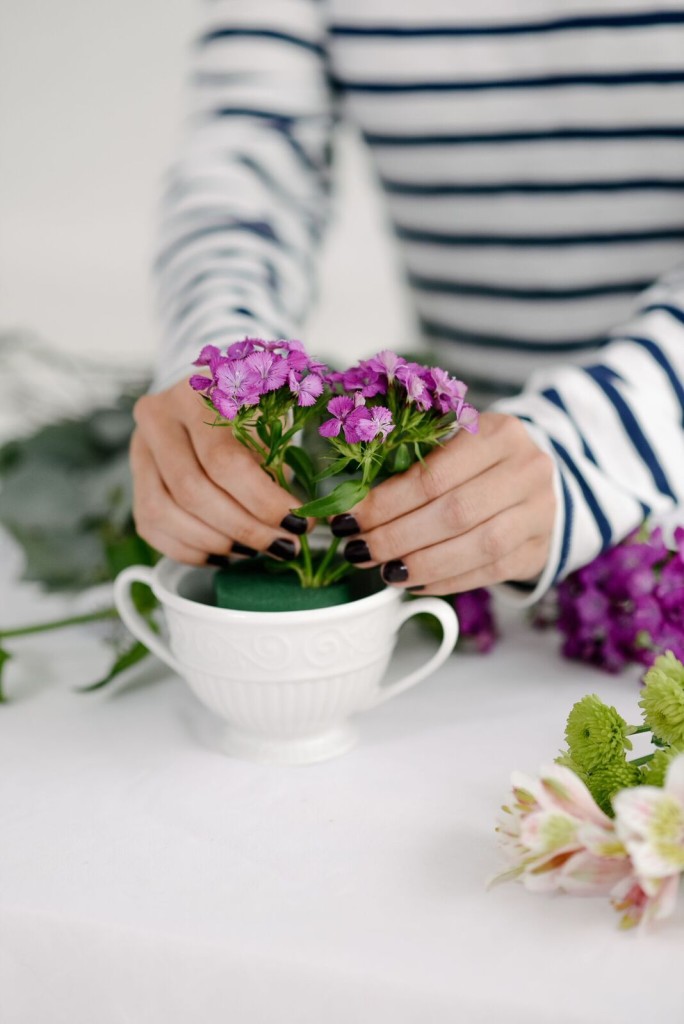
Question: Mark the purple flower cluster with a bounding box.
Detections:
[319,394,395,444]
[327,350,479,430]
[189,339,325,420]
[555,527,684,673]
[452,588,498,653]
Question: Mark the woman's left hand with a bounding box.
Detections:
[331,412,557,595]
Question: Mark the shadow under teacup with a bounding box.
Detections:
[114,558,459,765]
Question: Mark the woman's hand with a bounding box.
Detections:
[331,412,556,595]
[130,378,307,565]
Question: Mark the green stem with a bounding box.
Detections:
[629,753,655,768]
[299,533,314,585]
[325,561,354,585]
[313,535,341,587]
[0,607,119,641]
[625,724,652,736]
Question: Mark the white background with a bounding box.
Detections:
[0,0,414,376]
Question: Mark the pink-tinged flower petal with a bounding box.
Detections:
[212,389,239,420]
[289,370,324,407]
[245,350,290,393]
[193,344,222,369]
[665,751,684,805]
[558,849,632,896]
[458,403,480,433]
[327,395,355,419]
[367,350,406,382]
[319,417,342,438]
[538,765,613,828]
[189,374,213,392]
[227,339,257,359]
[352,405,395,442]
[396,362,432,408]
[611,874,680,929]
[614,781,684,878]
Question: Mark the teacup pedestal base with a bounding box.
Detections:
[221,723,358,765]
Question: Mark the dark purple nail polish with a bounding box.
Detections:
[232,542,258,558]
[344,539,371,564]
[206,554,231,569]
[382,560,409,584]
[331,514,360,538]
[407,585,425,592]
[280,513,308,536]
[268,537,297,561]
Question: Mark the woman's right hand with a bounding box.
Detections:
[130,377,307,565]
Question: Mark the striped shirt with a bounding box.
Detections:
[154,0,684,600]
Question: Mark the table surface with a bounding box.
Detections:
[1,534,682,1024]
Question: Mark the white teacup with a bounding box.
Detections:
[114,558,459,764]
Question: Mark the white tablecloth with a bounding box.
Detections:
[1,535,682,1024]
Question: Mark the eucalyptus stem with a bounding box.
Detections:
[0,607,119,641]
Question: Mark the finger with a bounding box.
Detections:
[342,421,508,535]
[137,417,301,557]
[377,501,549,589]
[131,432,236,555]
[192,420,309,534]
[404,537,549,596]
[344,458,542,567]
[135,523,210,566]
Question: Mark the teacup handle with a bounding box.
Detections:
[114,565,181,673]
[369,598,459,707]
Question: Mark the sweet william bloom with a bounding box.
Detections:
[396,363,432,410]
[427,367,467,414]
[492,764,631,896]
[319,396,355,439]
[227,339,257,359]
[193,344,222,371]
[288,370,324,407]
[452,588,497,653]
[189,374,213,393]
[245,351,290,394]
[351,405,395,443]
[457,402,480,434]
[366,349,406,383]
[215,360,260,404]
[340,364,387,398]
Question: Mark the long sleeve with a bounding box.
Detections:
[494,266,684,602]
[152,0,336,391]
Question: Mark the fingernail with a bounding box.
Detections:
[382,560,409,584]
[331,514,360,538]
[232,542,258,558]
[344,539,371,564]
[267,538,297,561]
[206,554,231,569]
[280,513,308,536]
[407,585,425,592]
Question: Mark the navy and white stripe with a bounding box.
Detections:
[154,0,684,597]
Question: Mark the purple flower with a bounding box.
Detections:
[457,403,480,434]
[211,390,240,421]
[288,370,324,407]
[319,396,355,438]
[215,359,258,402]
[396,363,432,410]
[245,351,290,393]
[340,364,386,398]
[351,405,395,443]
[193,344,222,372]
[189,374,213,393]
[427,367,467,414]
[227,339,258,359]
[367,350,406,383]
[452,588,497,653]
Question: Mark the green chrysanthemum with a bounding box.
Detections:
[564,694,632,773]
[554,749,589,785]
[639,652,684,747]
[640,744,684,787]
[586,760,643,817]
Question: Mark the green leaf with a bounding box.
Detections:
[314,457,352,482]
[256,418,271,448]
[0,645,12,703]
[284,446,316,499]
[77,638,151,693]
[389,443,412,473]
[294,480,369,519]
